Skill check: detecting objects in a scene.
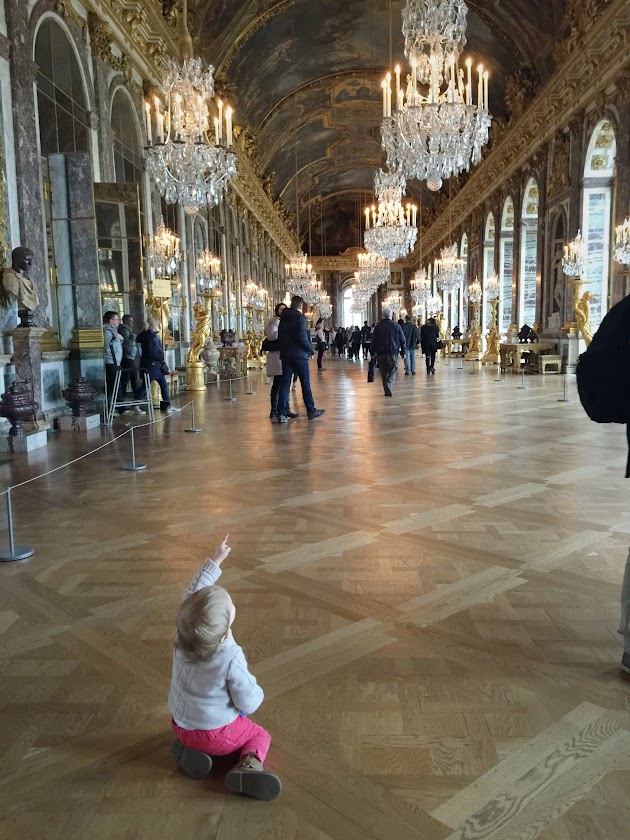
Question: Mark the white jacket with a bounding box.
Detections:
[168,560,264,731]
[264,315,282,377]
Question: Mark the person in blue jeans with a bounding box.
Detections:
[402,314,421,375]
[276,295,326,424]
[136,317,181,414]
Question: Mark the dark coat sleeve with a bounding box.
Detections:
[397,323,407,354]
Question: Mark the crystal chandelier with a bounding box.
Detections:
[435,242,465,292]
[364,170,418,260]
[358,251,391,288]
[284,251,318,300]
[411,268,432,305]
[197,251,221,292]
[147,220,181,279]
[243,281,268,310]
[562,231,586,278]
[317,292,333,320]
[467,278,482,303]
[144,0,237,214]
[381,0,491,191]
[383,291,403,314]
[427,294,443,315]
[614,218,630,266]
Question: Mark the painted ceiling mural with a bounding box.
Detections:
[193,0,569,254]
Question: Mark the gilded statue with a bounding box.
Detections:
[575,290,595,346]
[187,300,212,364]
[146,292,170,338]
[1,247,40,326]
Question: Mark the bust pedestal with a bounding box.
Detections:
[218,345,247,379]
[9,327,49,429]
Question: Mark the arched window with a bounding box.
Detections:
[582,119,616,327]
[111,90,143,184]
[500,198,514,331]
[520,178,539,325]
[483,212,495,332]
[35,17,89,155]
[343,283,356,328]
[459,234,468,329]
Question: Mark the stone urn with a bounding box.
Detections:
[201,334,220,376]
[62,376,97,417]
[0,381,37,436]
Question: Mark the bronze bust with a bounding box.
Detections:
[2,247,39,326]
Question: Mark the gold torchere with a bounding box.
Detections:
[146,293,172,345]
[465,301,483,360]
[185,298,212,391]
[482,298,500,364]
[245,305,264,369]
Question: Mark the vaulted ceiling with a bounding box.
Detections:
[192,0,568,255]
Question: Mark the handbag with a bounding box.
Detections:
[436,339,445,350]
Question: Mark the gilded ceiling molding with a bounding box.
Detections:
[409,0,630,268]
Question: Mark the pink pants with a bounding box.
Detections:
[171,716,271,763]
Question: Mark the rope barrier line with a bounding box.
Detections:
[0,372,265,497]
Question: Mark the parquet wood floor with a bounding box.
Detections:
[1,359,630,839]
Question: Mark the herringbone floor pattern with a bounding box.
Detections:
[1,357,629,839]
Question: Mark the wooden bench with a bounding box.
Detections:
[540,355,562,375]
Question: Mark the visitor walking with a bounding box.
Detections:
[361,321,372,359]
[137,317,181,414]
[169,534,281,800]
[276,295,325,423]
[402,314,421,376]
[369,307,406,397]
[315,318,327,371]
[330,326,338,356]
[350,326,362,361]
[264,302,287,420]
[335,327,346,357]
[421,317,440,375]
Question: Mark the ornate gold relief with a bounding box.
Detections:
[55,0,85,30]
[88,11,114,63]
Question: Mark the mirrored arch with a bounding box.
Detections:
[520,178,539,325]
[500,197,515,331]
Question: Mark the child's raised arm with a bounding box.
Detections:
[182,534,231,600]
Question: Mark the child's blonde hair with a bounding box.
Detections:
[175,585,233,662]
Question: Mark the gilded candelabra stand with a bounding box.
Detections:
[562,233,593,345]
[465,280,484,361]
[482,276,501,364]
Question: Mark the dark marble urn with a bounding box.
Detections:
[62,376,97,417]
[220,328,236,347]
[0,382,37,436]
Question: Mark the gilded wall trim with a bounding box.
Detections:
[410,0,630,266]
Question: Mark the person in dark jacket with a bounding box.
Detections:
[360,321,372,359]
[402,315,421,376]
[118,314,146,408]
[335,327,346,357]
[369,307,406,397]
[420,317,440,375]
[350,326,362,361]
[276,295,326,424]
[136,317,180,414]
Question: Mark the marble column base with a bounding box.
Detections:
[56,413,101,432]
[0,429,47,453]
[556,334,583,374]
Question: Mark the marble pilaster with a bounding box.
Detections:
[4,0,50,326]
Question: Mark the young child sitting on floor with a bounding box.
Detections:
[168,534,281,801]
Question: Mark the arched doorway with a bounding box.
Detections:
[483,212,495,333]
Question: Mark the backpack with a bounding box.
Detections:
[576,294,630,476]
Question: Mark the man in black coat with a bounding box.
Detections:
[420,317,440,375]
[276,295,326,424]
[369,307,406,397]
